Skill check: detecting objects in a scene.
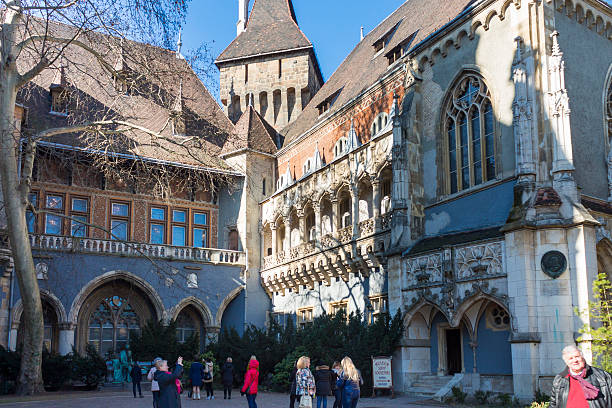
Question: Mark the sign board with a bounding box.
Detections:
[371,356,393,392]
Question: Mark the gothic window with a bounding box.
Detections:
[334,137,348,158]
[371,112,389,136]
[42,302,58,353]
[87,295,140,357]
[485,304,510,331]
[176,312,197,343]
[444,74,496,194]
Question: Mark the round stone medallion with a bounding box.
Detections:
[541,251,567,279]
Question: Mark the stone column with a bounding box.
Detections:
[58,323,75,355]
[314,204,322,241]
[295,89,303,119]
[9,328,17,351]
[372,180,381,219]
[271,224,278,256]
[331,198,340,235]
[284,219,291,251]
[351,187,359,238]
[280,88,288,129]
[297,210,306,244]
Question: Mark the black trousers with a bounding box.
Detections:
[224,384,232,398]
[152,390,160,408]
[205,382,213,397]
[132,381,142,397]
[290,394,301,408]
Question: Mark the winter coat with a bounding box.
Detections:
[290,367,298,395]
[337,371,362,407]
[241,359,259,395]
[221,362,234,386]
[148,367,160,391]
[189,362,204,385]
[330,369,339,392]
[314,366,333,396]
[202,361,214,383]
[154,364,184,408]
[296,367,315,396]
[131,364,142,383]
[549,365,612,408]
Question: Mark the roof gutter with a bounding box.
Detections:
[35,140,244,177]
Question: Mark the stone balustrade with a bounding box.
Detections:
[11,233,247,266]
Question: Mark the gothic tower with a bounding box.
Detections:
[216,0,323,131]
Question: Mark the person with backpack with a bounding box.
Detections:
[203,358,215,400]
[336,357,362,408]
[241,358,259,408]
[314,362,333,408]
[221,357,235,399]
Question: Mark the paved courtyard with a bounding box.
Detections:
[0,391,446,408]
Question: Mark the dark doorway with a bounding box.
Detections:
[445,328,462,374]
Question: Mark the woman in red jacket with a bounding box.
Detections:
[241,358,259,408]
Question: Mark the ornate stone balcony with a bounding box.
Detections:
[260,215,391,296]
[0,233,246,266]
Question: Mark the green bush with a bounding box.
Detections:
[528,402,550,408]
[474,390,492,404]
[130,319,199,364]
[42,350,70,391]
[451,386,467,403]
[210,310,402,395]
[70,344,107,388]
[496,392,512,406]
[534,389,550,403]
[0,346,20,394]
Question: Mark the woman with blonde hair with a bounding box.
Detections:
[295,356,316,407]
[336,357,362,408]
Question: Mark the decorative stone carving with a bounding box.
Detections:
[512,37,535,182]
[406,252,443,287]
[187,273,198,288]
[35,262,48,280]
[165,277,174,287]
[454,241,503,280]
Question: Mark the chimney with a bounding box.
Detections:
[237,0,249,36]
[360,26,364,41]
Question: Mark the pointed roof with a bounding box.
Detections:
[223,104,279,155]
[216,0,312,63]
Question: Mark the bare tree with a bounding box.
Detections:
[0,0,237,394]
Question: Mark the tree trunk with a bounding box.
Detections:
[1,4,45,395]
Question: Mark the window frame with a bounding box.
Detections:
[171,208,189,247]
[329,299,349,321]
[192,210,210,248]
[69,196,90,237]
[50,87,68,115]
[297,307,314,329]
[367,295,388,324]
[443,73,497,195]
[27,191,39,233]
[109,200,131,241]
[44,193,65,235]
[148,205,168,244]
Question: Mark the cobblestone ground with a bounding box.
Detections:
[0,390,446,408]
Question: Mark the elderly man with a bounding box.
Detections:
[550,345,612,408]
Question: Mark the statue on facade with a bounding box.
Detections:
[119,345,133,382]
[112,354,122,383]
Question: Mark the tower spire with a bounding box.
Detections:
[176,29,184,59]
[237,0,249,36]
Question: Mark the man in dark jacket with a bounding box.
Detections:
[290,362,299,408]
[154,357,184,408]
[221,357,235,399]
[131,361,143,398]
[314,364,333,408]
[550,345,612,408]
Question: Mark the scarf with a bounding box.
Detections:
[569,368,600,400]
[164,371,181,394]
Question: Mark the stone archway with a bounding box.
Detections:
[72,273,163,356]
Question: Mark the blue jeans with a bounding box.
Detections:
[317,395,328,408]
[246,393,257,408]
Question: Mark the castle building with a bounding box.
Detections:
[1,0,612,400]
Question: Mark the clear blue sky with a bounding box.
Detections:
[180,0,612,99]
[181,0,405,97]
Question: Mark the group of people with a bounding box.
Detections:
[290,356,362,408]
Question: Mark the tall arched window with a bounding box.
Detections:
[445,74,495,193]
[88,295,140,357]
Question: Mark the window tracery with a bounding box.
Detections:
[371,112,389,136]
[87,295,140,357]
[444,74,495,194]
[334,137,348,158]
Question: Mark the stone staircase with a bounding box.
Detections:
[406,374,454,399]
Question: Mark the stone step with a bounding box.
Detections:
[405,387,437,398]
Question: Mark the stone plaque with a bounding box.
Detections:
[541,251,567,279]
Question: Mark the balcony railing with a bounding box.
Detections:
[262,215,391,270]
[18,233,246,266]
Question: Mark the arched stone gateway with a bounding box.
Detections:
[169,296,215,352]
[71,271,164,356]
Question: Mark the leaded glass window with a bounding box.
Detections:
[445,74,496,194]
[88,295,140,357]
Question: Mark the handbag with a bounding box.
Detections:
[299,394,312,408]
[203,371,212,381]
